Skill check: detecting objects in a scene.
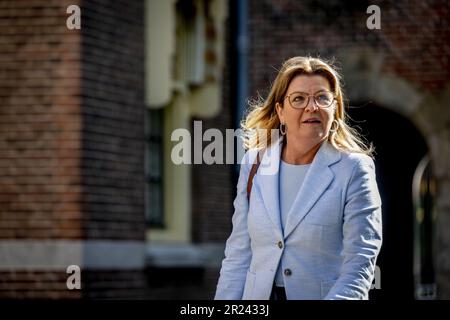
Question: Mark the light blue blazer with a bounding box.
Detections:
[215,137,382,300]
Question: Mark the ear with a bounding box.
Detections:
[275,102,285,123]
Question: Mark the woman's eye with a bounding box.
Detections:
[317,95,330,102]
[293,96,305,102]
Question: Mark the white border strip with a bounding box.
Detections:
[146,243,225,268]
[0,240,145,270]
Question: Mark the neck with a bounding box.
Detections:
[281,137,324,165]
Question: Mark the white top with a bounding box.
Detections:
[275,159,311,287]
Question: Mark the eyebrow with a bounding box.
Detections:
[288,89,330,95]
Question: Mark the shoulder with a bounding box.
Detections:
[340,151,375,170]
[333,151,377,182]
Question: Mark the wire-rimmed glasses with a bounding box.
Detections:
[284,90,335,109]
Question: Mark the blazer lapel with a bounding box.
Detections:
[283,141,341,240]
[255,137,284,239]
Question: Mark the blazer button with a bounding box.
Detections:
[284,268,292,276]
[277,241,283,249]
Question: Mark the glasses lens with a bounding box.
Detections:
[289,93,308,108]
[314,92,334,107]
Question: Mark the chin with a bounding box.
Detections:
[295,133,322,141]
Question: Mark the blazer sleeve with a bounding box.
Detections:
[324,155,383,300]
[214,150,254,300]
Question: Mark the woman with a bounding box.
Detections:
[214,56,382,300]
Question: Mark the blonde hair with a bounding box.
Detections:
[241,56,373,156]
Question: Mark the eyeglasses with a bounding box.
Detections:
[283,90,335,109]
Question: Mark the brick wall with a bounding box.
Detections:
[0,0,83,239]
[0,269,149,299]
[0,271,81,299]
[191,120,234,243]
[80,0,146,240]
[0,0,147,298]
[248,0,449,96]
[145,266,219,299]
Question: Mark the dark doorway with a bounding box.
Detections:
[347,103,428,300]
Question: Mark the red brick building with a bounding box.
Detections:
[0,0,231,299]
[0,0,148,298]
[0,0,449,300]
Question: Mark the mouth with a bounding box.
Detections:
[302,119,321,125]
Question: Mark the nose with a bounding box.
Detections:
[304,96,319,112]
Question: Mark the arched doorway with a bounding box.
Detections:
[412,156,437,299]
[347,103,429,300]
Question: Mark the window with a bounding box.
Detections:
[145,108,164,227]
